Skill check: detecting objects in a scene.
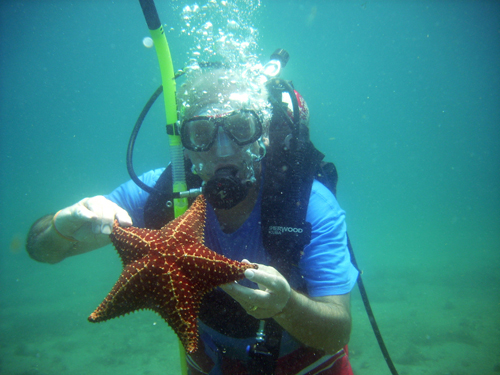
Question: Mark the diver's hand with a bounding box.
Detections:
[221,260,291,319]
[54,196,132,243]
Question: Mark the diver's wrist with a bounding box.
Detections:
[52,211,78,242]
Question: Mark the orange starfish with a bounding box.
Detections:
[88,195,256,353]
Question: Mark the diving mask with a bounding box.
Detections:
[180,109,263,152]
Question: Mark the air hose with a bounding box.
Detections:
[347,236,400,375]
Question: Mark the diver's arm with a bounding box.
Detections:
[26,196,132,264]
[222,265,351,354]
[273,291,351,354]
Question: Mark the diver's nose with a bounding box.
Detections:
[215,127,236,157]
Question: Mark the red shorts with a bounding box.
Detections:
[188,345,354,375]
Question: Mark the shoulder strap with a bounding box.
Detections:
[261,115,325,277]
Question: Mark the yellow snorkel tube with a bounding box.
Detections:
[138,1,188,373]
[139,0,188,219]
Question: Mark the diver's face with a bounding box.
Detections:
[181,103,265,183]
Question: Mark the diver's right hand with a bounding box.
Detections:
[53,196,133,243]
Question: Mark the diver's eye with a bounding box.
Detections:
[224,111,261,144]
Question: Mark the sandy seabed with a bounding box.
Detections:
[1,246,498,375]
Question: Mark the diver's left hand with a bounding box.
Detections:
[221,260,291,319]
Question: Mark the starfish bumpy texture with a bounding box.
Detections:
[88,195,256,353]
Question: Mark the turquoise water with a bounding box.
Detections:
[1,1,499,374]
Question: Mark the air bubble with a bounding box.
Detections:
[227,20,240,30]
[142,37,154,48]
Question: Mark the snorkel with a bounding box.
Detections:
[136,0,188,218]
[136,2,189,374]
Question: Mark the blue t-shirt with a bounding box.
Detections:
[105,168,358,298]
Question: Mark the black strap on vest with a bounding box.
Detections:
[261,111,325,277]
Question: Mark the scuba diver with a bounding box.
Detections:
[26,64,359,374]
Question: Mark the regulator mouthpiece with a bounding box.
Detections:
[205,167,251,209]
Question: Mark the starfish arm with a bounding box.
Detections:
[110,222,162,266]
[88,259,156,322]
[161,195,206,244]
[179,244,257,296]
[156,271,204,353]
